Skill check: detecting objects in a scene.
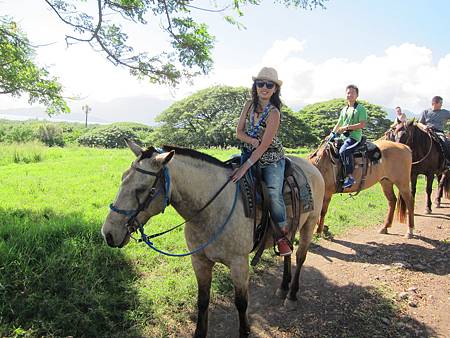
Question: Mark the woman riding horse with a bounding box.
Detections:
[102,138,325,336]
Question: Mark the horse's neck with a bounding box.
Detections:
[315,152,336,190]
[410,127,431,156]
[167,156,231,220]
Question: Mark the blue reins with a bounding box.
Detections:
[138,183,239,257]
[109,155,238,257]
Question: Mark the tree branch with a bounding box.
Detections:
[185,4,230,13]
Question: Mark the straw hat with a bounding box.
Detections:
[252,67,283,87]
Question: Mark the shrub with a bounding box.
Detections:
[77,125,141,148]
[111,122,154,145]
[36,124,65,147]
[6,125,35,143]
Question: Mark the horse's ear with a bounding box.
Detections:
[155,150,175,166]
[125,138,143,157]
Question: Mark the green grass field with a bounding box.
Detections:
[0,144,424,337]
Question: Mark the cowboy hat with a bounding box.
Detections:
[252,67,283,87]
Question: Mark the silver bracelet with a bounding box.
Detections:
[246,158,254,166]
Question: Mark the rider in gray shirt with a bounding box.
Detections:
[417,96,450,166]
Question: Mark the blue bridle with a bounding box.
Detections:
[108,153,238,257]
[109,162,170,234]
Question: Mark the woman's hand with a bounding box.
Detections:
[249,138,260,148]
[231,161,251,182]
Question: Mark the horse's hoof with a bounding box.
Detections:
[239,328,250,338]
[435,203,441,208]
[425,208,432,214]
[283,298,297,311]
[378,227,388,234]
[404,228,414,239]
[275,288,288,299]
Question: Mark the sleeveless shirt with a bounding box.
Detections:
[241,102,284,165]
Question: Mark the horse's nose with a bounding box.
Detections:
[105,232,116,247]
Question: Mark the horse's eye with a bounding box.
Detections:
[136,187,147,194]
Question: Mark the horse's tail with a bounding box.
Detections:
[395,193,407,223]
[443,172,450,199]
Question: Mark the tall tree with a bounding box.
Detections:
[297,98,392,143]
[0,17,68,115]
[155,85,249,147]
[42,0,327,85]
[279,106,316,147]
[154,85,314,148]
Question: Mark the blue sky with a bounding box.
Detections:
[0,0,449,123]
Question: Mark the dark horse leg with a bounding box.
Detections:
[435,173,444,208]
[317,194,332,235]
[230,256,250,337]
[275,255,292,299]
[378,179,397,234]
[425,173,434,214]
[192,255,214,338]
[284,216,316,310]
[411,173,418,205]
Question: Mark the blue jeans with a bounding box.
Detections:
[339,137,359,176]
[261,158,287,229]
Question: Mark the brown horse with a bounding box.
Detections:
[101,140,325,338]
[393,121,450,213]
[309,139,415,238]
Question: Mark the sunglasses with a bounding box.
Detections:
[255,80,275,89]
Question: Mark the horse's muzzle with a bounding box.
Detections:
[105,232,117,247]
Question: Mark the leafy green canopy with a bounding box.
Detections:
[155,86,248,147]
[154,85,315,148]
[1,1,326,116]
[42,0,327,86]
[297,98,392,143]
[0,17,69,115]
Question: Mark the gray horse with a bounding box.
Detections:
[101,140,325,338]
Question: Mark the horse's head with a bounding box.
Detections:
[384,128,396,142]
[101,139,174,248]
[400,119,421,145]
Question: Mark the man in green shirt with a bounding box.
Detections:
[330,84,368,188]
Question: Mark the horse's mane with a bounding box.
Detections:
[162,145,232,168]
[309,138,329,159]
[406,119,416,128]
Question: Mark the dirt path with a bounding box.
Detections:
[207,200,449,338]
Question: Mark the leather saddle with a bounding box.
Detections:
[330,136,381,163]
[225,156,313,265]
[428,129,450,168]
[329,136,382,193]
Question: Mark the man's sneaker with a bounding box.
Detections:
[277,237,292,256]
[343,176,355,189]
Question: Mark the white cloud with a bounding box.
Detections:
[262,40,450,113]
[180,40,450,115]
[2,32,450,121]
